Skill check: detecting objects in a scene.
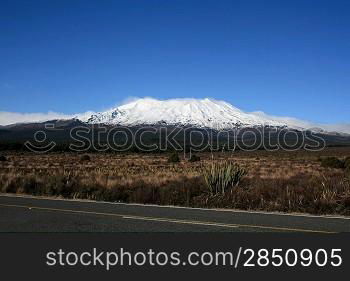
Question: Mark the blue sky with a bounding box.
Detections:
[0,0,349,124]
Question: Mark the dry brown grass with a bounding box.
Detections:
[1,147,350,215]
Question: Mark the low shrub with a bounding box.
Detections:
[188,154,200,162]
[168,152,180,163]
[345,165,350,177]
[320,157,345,169]
[80,154,91,162]
[203,161,247,195]
[344,157,350,169]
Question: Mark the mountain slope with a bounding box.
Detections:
[87,98,301,130]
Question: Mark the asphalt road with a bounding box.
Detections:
[0,194,349,232]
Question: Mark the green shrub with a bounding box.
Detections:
[189,154,200,162]
[203,161,246,195]
[80,154,91,162]
[168,152,180,163]
[320,157,345,169]
[0,155,7,161]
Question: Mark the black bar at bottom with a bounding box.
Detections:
[0,233,348,279]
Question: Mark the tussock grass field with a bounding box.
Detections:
[0,147,350,215]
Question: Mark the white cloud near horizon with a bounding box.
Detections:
[0,111,95,126]
[250,111,350,134]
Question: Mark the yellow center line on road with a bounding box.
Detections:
[121,215,239,229]
[0,203,336,233]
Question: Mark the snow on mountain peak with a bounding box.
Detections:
[86,97,295,129]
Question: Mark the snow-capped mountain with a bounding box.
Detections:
[1,98,349,136]
[86,98,303,130]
